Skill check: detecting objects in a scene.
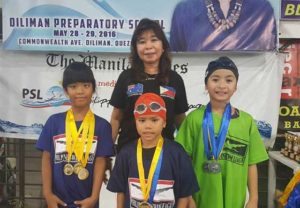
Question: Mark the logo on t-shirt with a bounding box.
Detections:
[128,178,175,207]
[160,86,176,99]
[127,83,143,97]
[53,134,98,164]
[220,138,247,165]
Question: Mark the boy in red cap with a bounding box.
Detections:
[107,93,199,208]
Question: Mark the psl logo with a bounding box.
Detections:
[21,86,70,108]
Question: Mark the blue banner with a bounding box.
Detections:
[281,0,300,19]
[3,0,279,52]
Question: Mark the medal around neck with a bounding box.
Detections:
[203,160,221,174]
[73,163,83,175]
[139,201,153,208]
[63,163,74,176]
[202,103,231,174]
[64,109,95,178]
[78,167,89,180]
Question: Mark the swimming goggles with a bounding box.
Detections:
[134,102,166,114]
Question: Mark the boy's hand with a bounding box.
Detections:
[45,193,66,208]
[245,199,258,208]
[74,197,97,208]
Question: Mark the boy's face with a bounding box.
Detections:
[205,69,237,104]
[65,82,93,109]
[135,115,166,145]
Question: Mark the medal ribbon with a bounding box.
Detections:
[137,136,163,203]
[202,103,231,160]
[65,109,95,167]
[149,149,163,204]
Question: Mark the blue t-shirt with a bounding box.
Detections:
[170,0,277,51]
[36,112,115,208]
[107,139,199,208]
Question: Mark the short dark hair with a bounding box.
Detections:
[130,18,171,84]
[62,62,96,92]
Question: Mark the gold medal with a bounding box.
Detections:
[139,201,153,208]
[73,163,83,175]
[78,167,89,180]
[63,163,74,176]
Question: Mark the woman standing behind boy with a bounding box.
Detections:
[110,18,188,152]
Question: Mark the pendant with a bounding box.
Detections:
[78,167,89,180]
[73,163,83,175]
[63,163,74,176]
[139,201,153,208]
[203,160,221,174]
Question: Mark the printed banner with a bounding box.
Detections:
[274,41,300,150]
[2,0,279,52]
[281,0,300,19]
[0,47,284,148]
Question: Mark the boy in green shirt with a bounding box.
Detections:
[176,56,268,208]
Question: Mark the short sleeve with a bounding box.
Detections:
[95,118,115,157]
[110,71,129,109]
[36,115,54,152]
[175,111,197,156]
[248,118,268,165]
[107,150,129,193]
[176,145,199,197]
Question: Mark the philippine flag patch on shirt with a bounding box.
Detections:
[160,86,176,99]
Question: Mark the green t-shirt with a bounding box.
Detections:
[175,105,268,208]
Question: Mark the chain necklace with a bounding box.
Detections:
[205,0,243,31]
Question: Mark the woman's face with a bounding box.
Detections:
[136,30,164,68]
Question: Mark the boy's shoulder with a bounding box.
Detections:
[94,114,110,125]
[118,140,137,155]
[163,138,187,154]
[233,108,254,121]
[186,104,205,118]
[47,111,66,121]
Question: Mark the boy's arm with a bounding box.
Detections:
[91,157,106,200]
[42,151,66,207]
[246,164,258,208]
[176,196,189,208]
[117,192,125,208]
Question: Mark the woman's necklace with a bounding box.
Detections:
[205,0,243,31]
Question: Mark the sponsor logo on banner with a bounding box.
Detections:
[21,86,70,108]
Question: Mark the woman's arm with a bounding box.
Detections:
[117,192,125,208]
[246,164,258,208]
[174,113,186,129]
[110,107,124,143]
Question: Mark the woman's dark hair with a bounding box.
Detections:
[62,61,96,92]
[130,18,171,84]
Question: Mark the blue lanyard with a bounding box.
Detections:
[202,103,231,160]
[148,149,163,204]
